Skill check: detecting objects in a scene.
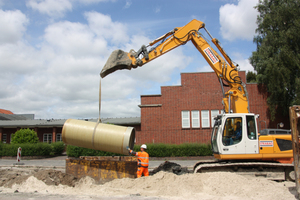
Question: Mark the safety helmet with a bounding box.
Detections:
[141,144,147,149]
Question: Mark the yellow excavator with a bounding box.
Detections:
[101,19,294,180]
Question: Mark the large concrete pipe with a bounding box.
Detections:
[62,119,135,155]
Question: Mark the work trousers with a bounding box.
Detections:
[137,166,149,178]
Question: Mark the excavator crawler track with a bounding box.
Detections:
[194,161,294,181]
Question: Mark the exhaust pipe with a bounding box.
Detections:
[100,49,133,78]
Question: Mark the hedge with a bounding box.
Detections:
[66,145,123,157]
[0,142,212,157]
[51,141,65,155]
[66,143,212,158]
[138,143,212,157]
[0,142,65,157]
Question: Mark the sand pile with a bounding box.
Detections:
[0,169,77,188]
[0,168,297,200]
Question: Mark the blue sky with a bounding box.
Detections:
[0,0,259,119]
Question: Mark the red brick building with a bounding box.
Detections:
[0,71,289,145]
[136,71,288,144]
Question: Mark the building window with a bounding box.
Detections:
[181,110,190,128]
[211,110,220,127]
[191,110,200,128]
[56,133,62,142]
[2,134,7,143]
[201,110,210,128]
[43,134,52,143]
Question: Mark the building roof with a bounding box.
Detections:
[0,117,141,128]
[101,117,141,125]
[0,114,28,121]
[0,109,13,114]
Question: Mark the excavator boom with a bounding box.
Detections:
[101,19,249,114]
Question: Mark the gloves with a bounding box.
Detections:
[126,146,130,151]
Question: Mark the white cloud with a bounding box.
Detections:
[154,6,161,13]
[196,65,213,73]
[229,51,255,73]
[26,0,72,18]
[100,98,140,118]
[1,0,237,120]
[77,0,111,5]
[124,0,132,9]
[235,58,255,73]
[43,21,107,57]
[0,10,129,119]
[0,7,192,119]
[126,48,191,83]
[26,0,115,18]
[0,42,42,74]
[120,34,192,83]
[219,0,259,41]
[0,10,29,44]
[84,11,129,45]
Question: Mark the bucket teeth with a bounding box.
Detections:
[100,49,132,78]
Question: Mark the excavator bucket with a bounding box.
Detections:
[100,49,133,78]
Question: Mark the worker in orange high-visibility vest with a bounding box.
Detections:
[127,144,149,178]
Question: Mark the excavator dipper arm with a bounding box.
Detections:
[101,19,249,114]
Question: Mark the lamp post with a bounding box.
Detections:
[277,122,284,129]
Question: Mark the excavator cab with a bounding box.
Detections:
[222,117,242,146]
[212,113,292,162]
[211,113,259,160]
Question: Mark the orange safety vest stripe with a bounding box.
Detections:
[136,151,149,167]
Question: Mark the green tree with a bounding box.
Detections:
[11,128,39,144]
[246,71,257,83]
[249,0,300,120]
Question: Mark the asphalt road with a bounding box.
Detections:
[0,156,214,170]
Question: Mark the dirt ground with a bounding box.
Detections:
[0,161,298,200]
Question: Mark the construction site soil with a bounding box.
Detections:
[0,160,297,200]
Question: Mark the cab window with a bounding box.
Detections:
[246,116,257,140]
[211,125,219,153]
[222,117,242,146]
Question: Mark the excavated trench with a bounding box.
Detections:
[150,161,191,175]
[0,161,189,188]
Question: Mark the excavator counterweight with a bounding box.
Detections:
[101,49,132,78]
